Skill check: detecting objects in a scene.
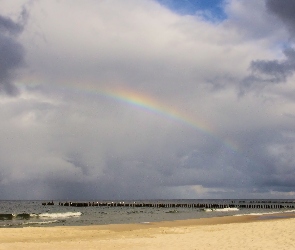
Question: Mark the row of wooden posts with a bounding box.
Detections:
[42,201,295,209]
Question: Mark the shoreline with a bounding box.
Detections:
[1,213,295,249]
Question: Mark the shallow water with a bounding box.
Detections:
[1,199,294,227]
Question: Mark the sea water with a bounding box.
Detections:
[1,199,295,228]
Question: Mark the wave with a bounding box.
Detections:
[203,208,240,212]
[234,209,295,217]
[0,214,31,220]
[22,220,60,225]
[37,212,82,219]
[0,212,82,220]
[1,219,64,228]
[165,210,179,213]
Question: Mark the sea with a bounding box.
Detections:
[1,199,295,228]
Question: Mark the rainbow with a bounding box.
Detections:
[19,81,239,152]
[70,84,238,152]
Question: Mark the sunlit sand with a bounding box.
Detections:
[1,214,295,249]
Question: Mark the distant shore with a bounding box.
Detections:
[1,213,295,249]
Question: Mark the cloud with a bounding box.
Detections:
[240,0,295,93]
[241,48,295,93]
[266,0,295,38]
[251,48,295,82]
[1,0,295,199]
[223,0,286,40]
[0,8,27,95]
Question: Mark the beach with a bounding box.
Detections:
[1,214,295,250]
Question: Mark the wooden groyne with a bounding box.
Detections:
[42,201,54,206]
[40,200,295,209]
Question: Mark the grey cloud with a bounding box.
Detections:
[239,0,295,92]
[223,0,285,41]
[251,48,295,82]
[0,9,25,35]
[241,47,295,93]
[264,0,295,70]
[0,9,27,95]
[2,0,295,200]
[1,86,295,199]
[266,0,295,38]
[230,127,295,194]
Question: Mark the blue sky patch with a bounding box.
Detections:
[156,0,227,21]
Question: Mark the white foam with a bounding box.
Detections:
[215,208,239,212]
[234,209,295,217]
[37,212,82,219]
[22,220,59,225]
[204,208,239,212]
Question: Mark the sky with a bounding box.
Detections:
[0,0,295,200]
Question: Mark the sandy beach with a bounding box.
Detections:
[1,215,295,250]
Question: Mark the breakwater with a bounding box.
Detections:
[2,200,295,228]
[42,200,295,209]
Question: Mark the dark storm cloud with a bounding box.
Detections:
[262,0,295,82]
[266,0,295,37]
[0,9,27,95]
[240,1,295,93]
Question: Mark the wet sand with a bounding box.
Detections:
[1,214,295,249]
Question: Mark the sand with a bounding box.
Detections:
[1,215,295,250]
